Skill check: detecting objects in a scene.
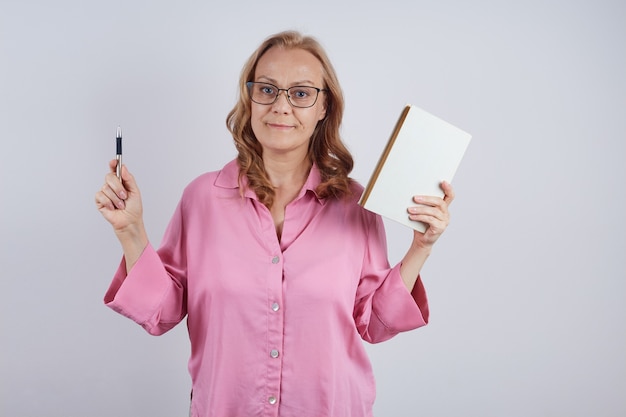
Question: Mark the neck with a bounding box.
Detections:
[263,153,312,189]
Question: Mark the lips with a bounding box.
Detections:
[266,122,295,130]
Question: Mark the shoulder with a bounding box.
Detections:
[182,171,218,197]
[348,179,365,202]
[333,179,378,223]
[181,159,239,202]
[338,179,367,210]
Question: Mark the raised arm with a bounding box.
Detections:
[95,159,149,272]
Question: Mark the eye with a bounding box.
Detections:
[260,84,276,96]
[291,87,311,99]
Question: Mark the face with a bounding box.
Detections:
[250,47,327,159]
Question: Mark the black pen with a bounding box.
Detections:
[116,126,122,181]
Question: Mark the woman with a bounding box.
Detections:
[95,30,454,417]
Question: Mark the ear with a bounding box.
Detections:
[317,98,327,121]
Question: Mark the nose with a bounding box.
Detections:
[271,89,292,112]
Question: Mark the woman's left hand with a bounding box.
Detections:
[407,181,455,248]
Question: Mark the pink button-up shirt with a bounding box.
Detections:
[105,159,429,417]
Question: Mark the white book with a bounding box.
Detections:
[359,104,472,232]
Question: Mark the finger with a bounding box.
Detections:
[441,181,455,204]
[408,212,448,234]
[408,203,446,218]
[100,182,126,209]
[108,158,119,173]
[105,162,137,200]
[412,194,447,208]
[119,164,139,195]
[103,160,126,197]
[95,190,115,211]
[408,207,449,228]
[107,162,139,195]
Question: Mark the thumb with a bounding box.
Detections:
[120,164,140,194]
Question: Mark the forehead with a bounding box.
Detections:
[254,47,324,85]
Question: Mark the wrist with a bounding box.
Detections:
[115,222,148,250]
[410,234,434,253]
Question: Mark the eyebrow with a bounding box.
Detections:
[256,76,318,87]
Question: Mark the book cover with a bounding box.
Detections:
[359,104,472,232]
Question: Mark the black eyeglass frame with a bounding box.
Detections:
[246,81,326,108]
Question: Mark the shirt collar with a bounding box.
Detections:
[214,159,326,205]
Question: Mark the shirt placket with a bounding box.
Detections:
[263,223,285,416]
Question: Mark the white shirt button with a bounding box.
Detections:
[270,349,279,358]
[271,302,280,312]
[268,396,277,405]
[271,256,280,264]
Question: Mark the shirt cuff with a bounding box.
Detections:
[103,244,172,329]
[372,263,429,334]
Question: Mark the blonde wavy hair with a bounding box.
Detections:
[226,30,354,208]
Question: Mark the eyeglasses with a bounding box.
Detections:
[246,81,326,108]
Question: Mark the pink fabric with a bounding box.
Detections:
[105,159,429,417]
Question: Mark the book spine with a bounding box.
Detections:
[359,105,412,206]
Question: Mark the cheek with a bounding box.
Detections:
[250,106,266,132]
[250,104,262,121]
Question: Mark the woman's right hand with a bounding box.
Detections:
[95,160,148,270]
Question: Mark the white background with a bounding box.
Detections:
[1,1,624,416]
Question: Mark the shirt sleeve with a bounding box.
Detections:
[353,213,429,344]
[103,201,188,336]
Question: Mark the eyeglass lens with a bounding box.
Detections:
[248,82,320,108]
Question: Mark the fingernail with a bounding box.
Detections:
[119,190,127,199]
